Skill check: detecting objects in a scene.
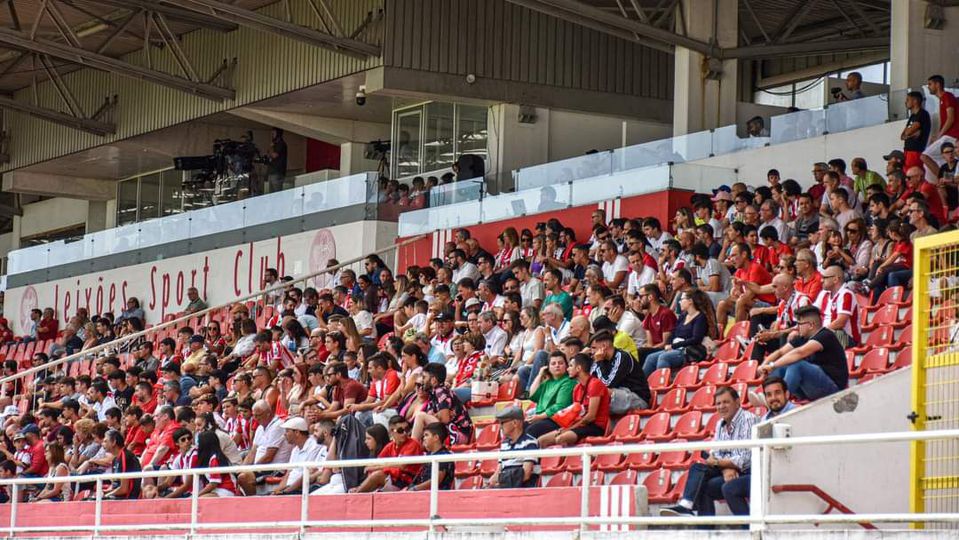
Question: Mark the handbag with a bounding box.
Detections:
[550,402,583,428]
[684,343,708,363]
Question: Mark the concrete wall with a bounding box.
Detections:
[15,198,88,242]
[760,368,913,529]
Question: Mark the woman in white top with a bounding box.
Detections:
[34,442,71,502]
[512,306,546,392]
[348,296,376,342]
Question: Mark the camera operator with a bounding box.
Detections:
[832,72,864,102]
[266,128,288,194]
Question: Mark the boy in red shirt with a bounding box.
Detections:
[350,416,423,493]
[538,353,610,448]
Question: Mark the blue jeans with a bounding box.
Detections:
[453,386,472,404]
[517,350,549,392]
[642,348,686,378]
[771,360,839,401]
[682,462,750,516]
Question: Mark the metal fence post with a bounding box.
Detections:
[749,442,766,533]
[190,472,200,535]
[580,452,591,532]
[300,465,310,535]
[428,460,440,533]
[9,483,17,537]
[94,478,103,537]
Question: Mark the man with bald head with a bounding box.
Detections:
[748,274,811,361]
[568,315,591,343]
[238,399,293,495]
[813,266,860,349]
[903,166,945,225]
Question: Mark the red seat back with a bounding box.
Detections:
[545,472,574,488]
[610,470,638,485]
[672,411,704,438]
[648,368,671,391]
[610,414,641,440]
[893,347,912,370]
[865,326,894,348]
[640,412,671,439]
[688,385,717,411]
[699,363,729,386]
[728,361,758,383]
[723,320,750,341]
[859,348,890,373]
[672,366,700,389]
[457,475,484,490]
[642,468,672,497]
[497,379,519,401]
[712,341,740,362]
[475,425,501,448]
[659,388,687,413]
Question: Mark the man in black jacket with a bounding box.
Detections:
[588,330,651,412]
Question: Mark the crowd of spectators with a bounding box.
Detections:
[0,75,948,516]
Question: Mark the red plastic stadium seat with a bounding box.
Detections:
[698,363,729,387]
[671,366,700,389]
[657,439,691,470]
[622,449,660,471]
[862,305,910,332]
[720,321,750,344]
[852,348,890,377]
[472,379,519,407]
[644,468,674,504]
[595,444,626,472]
[658,388,688,413]
[702,413,722,438]
[687,385,717,412]
[474,425,502,451]
[478,460,499,477]
[849,326,894,354]
[648,368,671,392]
[892,347,912,370]
[846,350,857,374]
[581,470,606,486]
[587,414,641,445]
[672,411,706,441]
[712,341,740,363]
[457,475,484,490]
[454,458,479,478]
[639,412,673,443]
[564,453,584,474]
[609,470,639,486]
[664,471,689,503]
[728,361,761,385]
[893,324,912,349]
[545,472,574,488]
[540,454,566,475]
[865,286,905,312]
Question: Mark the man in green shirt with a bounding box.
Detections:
[851,157,884,200]
[542,269,573,320]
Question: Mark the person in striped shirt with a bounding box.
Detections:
[489,406,540,489]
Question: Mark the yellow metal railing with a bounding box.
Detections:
[911,230,959,526]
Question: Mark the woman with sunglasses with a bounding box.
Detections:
[494,227,521,272]
[160,427,196,499]
[205,323,227,356]
[836,218,872,280]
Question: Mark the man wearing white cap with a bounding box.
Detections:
[272,417,325,495]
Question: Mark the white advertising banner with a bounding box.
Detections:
[3,221,387,335]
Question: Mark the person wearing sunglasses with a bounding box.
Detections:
[159,427,196,499]
[349,415,423,493]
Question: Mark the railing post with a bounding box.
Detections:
[749,440,767,533]
[579,452,591,533]
[94,478,103,537]
[428,460,440,533]
[190,472,199,535]
[300,465,310,535]
[9,483,17,537]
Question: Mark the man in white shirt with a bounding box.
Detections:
[449,249,481,285]
[271,417,326,495]
[84,381,117,422]
[238,400,294,495]
[626,250,656,301]
[511,259,544,310]
[604,295,644,345]
[642,217,673,258]
[759,200,789,244]
[477,279,506,318]
[600,240,630,290]
[479,312,508,359]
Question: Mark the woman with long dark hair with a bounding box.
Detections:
[196,430,237,497]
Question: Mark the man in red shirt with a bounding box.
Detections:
[318,362,368,421]
[717,243,774,332]
[349,353,400,422]
[36,308,59,341]
[922,75,959,178]
[794,249,823,300]
[637,283,677,366]
[20,424,48,477]
[141,406,180,477]
[350,415,423,492]
[903,166,946,225]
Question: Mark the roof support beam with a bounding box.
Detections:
[158,0,380,58]
[506,0,716,56]
[724,36,888,59]
[89,0,238,32]
[0,94,114,135]
[0,27,235,101]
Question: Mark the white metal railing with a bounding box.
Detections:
[0,429,953,535]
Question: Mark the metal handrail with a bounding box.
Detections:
[0,428,954,535]
[0,233,427,390]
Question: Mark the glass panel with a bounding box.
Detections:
[570,165,669,206]
[245,188,304,227]
[612,139,677,173]
[769,108,827,144]
[669,163,739,194]
[428,179,484,207]
[397,200,483,236]
[7,244,48,274]
[515,151,613,191]
[90,223,139,258]
[138,214,190,249]
[188,203,244,239]
[423,102,455,173]
[47,240,85,267]
[138,173,161,221]
[116,179,138,226]
[455,104,488,162]
[825,94,889,134]
[394,109,422,178]
[160,169,183,216]
[302,173,371,214]
[670,129,714,163]
[481,184,571,223]
[887,89,911,123]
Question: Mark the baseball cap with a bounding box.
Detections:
[711,184,731,195]
[280,416,309,432]
[883,150,905,161]
[19,423,39,436]
[711,191,732,202]
[434,311,454,322]
[464,298,481,309]
[496,406,524,422]
[189,335,205,344]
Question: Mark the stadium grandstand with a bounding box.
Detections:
[0,0,953,538]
